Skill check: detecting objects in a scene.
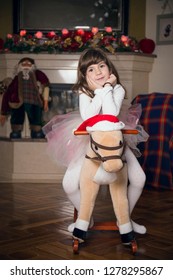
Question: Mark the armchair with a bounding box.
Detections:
[132,92,173,190]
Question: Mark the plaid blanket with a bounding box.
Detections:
[132,92,173,190]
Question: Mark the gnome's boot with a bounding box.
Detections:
[10,131,22,139]
[31,130,45,139]
[30,125,45,139]
[10,125,23,139]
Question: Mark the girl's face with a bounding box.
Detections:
[86,61,110,86]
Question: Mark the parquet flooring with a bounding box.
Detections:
[0,183,173,260]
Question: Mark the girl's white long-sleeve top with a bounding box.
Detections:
[79,84,125,121]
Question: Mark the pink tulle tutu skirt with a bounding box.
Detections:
[42,104,149,167]
[42,111,89,167]
[119,103,149,156]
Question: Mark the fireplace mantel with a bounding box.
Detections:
[0,52,156,102]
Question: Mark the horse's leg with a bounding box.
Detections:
[73,163,100,242]
[109,164,135,244]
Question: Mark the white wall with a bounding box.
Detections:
[146,0,173,94]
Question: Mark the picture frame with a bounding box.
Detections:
[156,13,173,45]
[13,0,129,34]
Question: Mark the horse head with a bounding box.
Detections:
[86,130,125,173]
[75,114,125,173]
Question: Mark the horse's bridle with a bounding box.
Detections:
[85,135,126,162]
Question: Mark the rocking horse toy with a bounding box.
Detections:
[72,114,138,254]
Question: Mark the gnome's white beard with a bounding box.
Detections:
[17,64,36,80]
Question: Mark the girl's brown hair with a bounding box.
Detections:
[72,48,123,97]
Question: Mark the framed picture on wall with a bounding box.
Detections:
[156,13,173,45]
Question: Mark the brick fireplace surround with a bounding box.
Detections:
[0,53,155,182]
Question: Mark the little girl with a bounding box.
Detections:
[43,48,148,234]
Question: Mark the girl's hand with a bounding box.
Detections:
[104,74,117,87]
[86,76,102,91]
[43,100,49,112]
[0,115,7,126]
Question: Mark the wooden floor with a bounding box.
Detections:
[0,182,173,260]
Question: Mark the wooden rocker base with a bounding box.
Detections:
[72,209,138,255]
[90,221,119,231]
[72,236,138,255]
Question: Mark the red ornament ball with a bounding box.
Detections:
[139,38,155,54]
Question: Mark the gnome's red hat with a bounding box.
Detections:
[18,57,35,65]
[76,114,125,132]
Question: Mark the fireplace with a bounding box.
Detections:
[42,83,79,126]
[50,83,78,113]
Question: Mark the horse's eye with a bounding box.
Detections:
[95,145,98,150]
[119,140,123,146]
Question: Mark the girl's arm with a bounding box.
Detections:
[79,86,113,120]
[79,84,125,120]
[102,84,125,116]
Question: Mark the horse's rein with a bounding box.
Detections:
[74,129,138,163]
[86,135,125,162]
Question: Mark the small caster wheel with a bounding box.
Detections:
[131,239,138,254]
[73,239,79,254]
